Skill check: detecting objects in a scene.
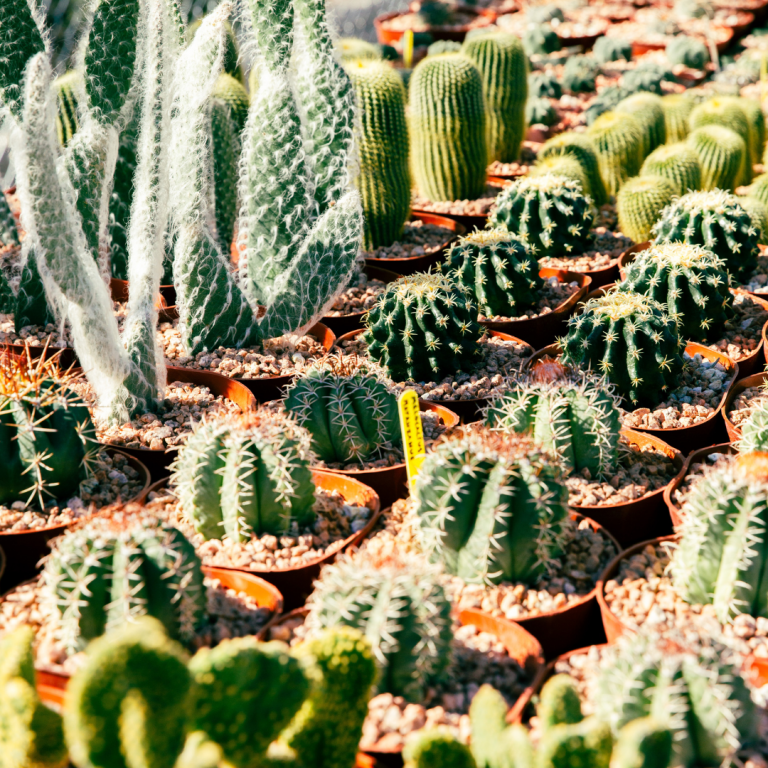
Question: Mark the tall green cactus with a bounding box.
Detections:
[616,175,676,244]
[587,111,643,196]
[640,142,701,195]
[538,132,608,206]
[615,92,666,158]
[660,94,694,143]
[687,125,746,192]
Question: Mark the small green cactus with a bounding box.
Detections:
[526,98,558,128]
[689,97,752,181]
[741,97,766,174]
[529,71,561,99]
[620,62,670,96]
[615,92,666,159]
[739,196,768,245]
[612,717,673,768]
[427,40,463,57]
[585,86,626,127]
[523,22,561,56]
[537,674,584,730]
[737,399,768,452]
[530,156,588,191]
[593,37,632,65]
[687,124,747,191]
[750,171,768,207]
[0,193,18,246]
[661,93,695,142]
[469,684,526,768]
[538,132,608,206]
[666,35,708,69]
[639,142,702,195]
[616,175,676,244]
[404,730,477,768]
[537,718,613,768]
[587,111,644,196]
[562,55,598,94]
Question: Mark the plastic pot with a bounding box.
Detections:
[0,448,151,594]
[319,401,459,509]
[663,442,736,529]
[722,371,768,442]
[373,6,494,45]
[570,428,683,549]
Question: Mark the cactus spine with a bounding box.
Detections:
[687,125,746,192]
[661,94,694,143]
[530,155,588,191]
[640,142,702,195]
[538,132,607,206]
[737,399,768,453]
[587,111,644,196]
[689,97,753,181]
[615,93,666,158]
[617,175,676,244]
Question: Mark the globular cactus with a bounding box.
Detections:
[523,22,561,55]
[53,70,80,147]
[409,53,487,201]
[615,92,666,159]
[618,243,733,341]
[484,371,622,479]
[616,175,676,244]
[593,36,632,64]
[41,508,207,654]
[526,98,558,128]
[0,352,96,509]
[0,192,19,246]
[611,717,674,768]
[529,71,561,99]
[170,411,316,542]
[741,97,766,175]
[347,60,410,250]
[340,37,390,61]
[687,124,746,191]
[461,31,528,163]
[530,155,588,191]
[652,189,759,281]
[666,35,709,69]
[562,55,599,94]
[750,172,768,207]
[362,272,482,382]
[639,142,701,195]
[741,195,768,245]
[689,98,752,181]
[661,93,695,143]
[538,132,607,206]
[489,174,594,258]
[737,399,768,453]
[587,111,644,196]
[441,229,543,317]
[585,86,625,127]
[620,62,670,96]
[404,730,477,768]
[284,359,400,464]
[560,289,684,406]
[413,429,569,584]
[305,552,453,700]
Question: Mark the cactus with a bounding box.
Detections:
[484,370,622,479]
[14,241,55,331]
[189,17,242,82]
[688,125,747,192]
[611,717,673,768]
[737,399,768,453]
[427,40,463,57]
[652,189,759,281]
[41,508,207,654]
[362,272,482,382]
[538,719,613,768]
[562,55,598,94]
[620,62,670,97]
[530,155,588,191]
[0,193,19,247]
[529,71,561,99]
[639,142,701,195]
[751,171,768,207]
[462,32,528,163]
[523,23,561,56]
[738,196,768,244]
[661,94,695,143]
[404,730,477,768]
[284,358,401,464]
[560,289,684,406]
[53,70,80,146]
[538,132,608,206]
[526,5,564,23]
[170,411,316,542]
[526,98,558,128]
[666,35,708,69]
[413,429,569,584]
[441,229,543,317]
[409,53,487,201]
[587,111,644,196]
[615,92,666,159]
[585,86,626,127]
[489,174,594,258]
[689,98,752,181]
[742,98,766,171]
[340,37,388,61]
[347,60,410,250]
[616,175,676,244]
[538,674,584,730]
[107,116,139,280]
[593,37,632,65]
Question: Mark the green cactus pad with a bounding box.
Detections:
[687,124,747,191]
[538,674,584,730]
[613,717,673,768]
[587,111,644,196]
[616,175,676,244]
[538,132,608,206]
[640,142,702,196]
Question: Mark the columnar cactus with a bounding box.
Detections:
[484,371,622,478]
[666,35,708,69]
[170,411,317,542]
[560,289,684,406]
[530,155,589,192]
[409,53,487,201]
[461,31,527,163]
[413,429,569,584]
[441,229,543,317]
[737,399,768,453]
[689,97,753,179]
[362,272,482,382]
[347,60,410,250]
[616,175,676,243]
[652,189,759,281]
[687,125,747,191]
[593,36,632,64]
[562,55,599,94]
[538,132,608,206]
[615,93,666,158]
[640,142,702,195]
[587,111,644,196]
[489,174,595,258]
[661,93,694,142]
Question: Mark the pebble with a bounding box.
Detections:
[728,385,768,427]
[671,451,732,509]
[411,184,505,218]
[361,220,455,261]
[325,273,387,315]
[706,292,768,362]
[538,227,633,273]
[479,278,580,322]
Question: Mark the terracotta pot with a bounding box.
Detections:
[319,401,459,509]
[322,265,403,338]
[570,428,683,549]
[744,654,768,688]
[411,183,505,234]
[373,6,495,45]
[554,19,609,48]
[479,269,591,349]
[3,341,78,369]
[663,442,736,528]
[334,328,534,424]
[722,371,768,442]
[596,535,676,643]
[616,241,650,280]
[0,448,151,594]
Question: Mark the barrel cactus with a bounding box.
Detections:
[441,228,543,317]
[652,189,759,281]
[593,36,632,64]
[587,111,644,196]
[741,98,766,174]
[530,155,588,192]
[538,132,608,206]
[362,272,482,382]
[413,429,569,584]
[661,93,695,142]
[170,411,317,542]
[689,97,753,178]
[409,53,487,202]
[640,142,702,195]
[489,174,595,258]
[666,35,708,69]
[687,125,747,191]
[740,196,768,245]
[560,289,685,406]
[615,92,666,158]
[617,175,676,243]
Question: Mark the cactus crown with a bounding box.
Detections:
[585,290,663,321]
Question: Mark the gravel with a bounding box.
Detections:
[0,314,69,349]
[538,228,634,273]
[728,385,768,427]
[361,220,456,261]
[670,451,733,510]
[742,253,768,294]
[487,160,531,178]
[325,273,387,316]
[411,184,505,218]
[706,292,768,362]
[479,277,581,322]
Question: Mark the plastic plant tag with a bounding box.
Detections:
[398,390,426,484]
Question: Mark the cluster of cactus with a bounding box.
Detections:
[305,551,453,701]
[362,272,482,382]
[538,132,608,205]
[170,411,317,542]
[440,229,543,318]
[652,189,760,281]
[489,174,595,258]
[661,93,695,142]
[593,36,632,64]
[562,55,598,94]
[615,92,666,158]
[413,428,569,585]
[587,111,643,196]
[560,288,685,406]
[616,175,677,243]
[666,35,709,69]
[640,142,702,195]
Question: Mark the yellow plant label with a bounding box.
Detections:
[398,390,426,485]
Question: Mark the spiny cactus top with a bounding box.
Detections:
[484,371,622,479]
[618,243,733,342]
[170,411,317,542]
[413,429,569,584]
[362,272,482,382]
[441,228,543,318]
[489,174,595,259]
[737,398,768,453]
[560,289,685,406]
[305,551,453,701]
[652,189,760,282]
[666,35,709,69]
[640,142,702,196]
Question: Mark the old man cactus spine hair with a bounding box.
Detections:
[413,429,569,585]
[347,59,410,251]
[652,189,759,281]
[689,97,753,181]
[538,132,608,206]
[304,552,453,701]
[441,228,543,317]
[661,93,695,143]
[170,411,316,542]
[587,111,644,196]
[408,53,488,202]
[687,125,746,192]
[362,272,482,382]
[489,174,595,259]
[737,399,768,453]
[615,92,666,159]
[560,289,684,406]
[640,142,702,196]
[616,175,676,244]
[483,370,622,479]
[461,31,528,163]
